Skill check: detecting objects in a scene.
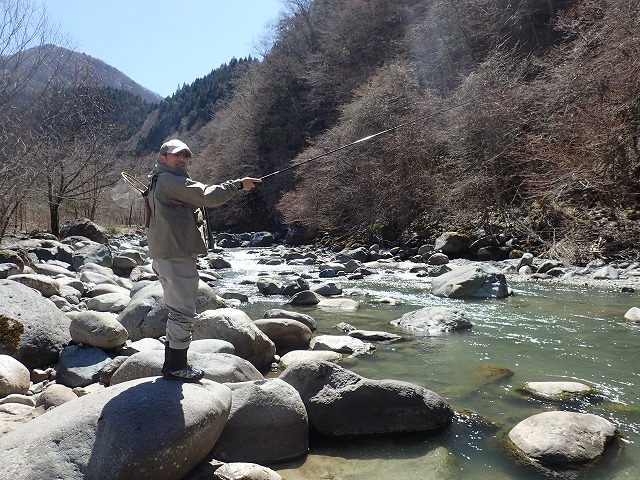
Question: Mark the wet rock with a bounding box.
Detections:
[280,360,453,436]
[256,278,284,295]
[317,298,359,310]
[347,330,402,342]
[390,307,472,335]
[519,381,593,401]
[288,290,324,305]
[310,335,374,356]
[431,263,509,298]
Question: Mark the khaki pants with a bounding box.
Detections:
[152,255,199,349]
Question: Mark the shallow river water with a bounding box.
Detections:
[213,248,640,480]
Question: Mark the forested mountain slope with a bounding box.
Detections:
[151,0,637,263]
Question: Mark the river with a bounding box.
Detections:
[212,247,640,479]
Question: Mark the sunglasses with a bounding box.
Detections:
[172,151,191,158]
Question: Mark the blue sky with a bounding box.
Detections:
[44,1,284,98]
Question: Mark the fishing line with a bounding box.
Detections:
[259,98,478,180]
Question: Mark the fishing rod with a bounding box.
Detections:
[259,98,478,180]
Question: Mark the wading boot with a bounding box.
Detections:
[162,345,204,382]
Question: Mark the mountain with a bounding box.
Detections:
[0,45,162,104]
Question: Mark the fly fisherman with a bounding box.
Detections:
[147,139,261,382]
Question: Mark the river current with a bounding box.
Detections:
[212,248,640,480]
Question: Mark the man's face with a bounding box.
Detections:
[160,150,191,168]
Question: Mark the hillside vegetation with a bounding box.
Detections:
[162,0,637,264]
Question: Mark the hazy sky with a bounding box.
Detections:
[44,0,284,98]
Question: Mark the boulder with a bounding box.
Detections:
[279,350,344,367]
[35,383,78,409]
[431,263,509,298]
[519,381,593,401]
[433,232,470,257]
[117,281,218,341]
[262,309,316,331]
[193,308,275,370]
[310,335,374,356]
[508,411,618,465]
[86,292,131,313]
[110,350,263,385]
[253,319,312,350]
[55,344,111,388]
[6,274,60,297]
[0,280,72,368]
[68,311,129,349]
[59,218,109,245]
[211,379,308,464]
[280,361,453,436]
[256,278,284,296]
[390,307,472,335]
[0,377,232,479]
[72,241,113,270]
[0,355,30,398]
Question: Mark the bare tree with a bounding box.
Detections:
[0,0,72,237]
[27,69,121,236]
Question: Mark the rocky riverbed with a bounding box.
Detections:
[0,220,637,479]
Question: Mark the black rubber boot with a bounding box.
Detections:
[162,345,204,382]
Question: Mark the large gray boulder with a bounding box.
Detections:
[211,379,308,464]
[117,281,218,341]
[0,280,71,368]
[110,350,263,385]
[508,411,618,465]
[193,308,276,370]
[0,377,231,480]
[279,360,453,436]
[390,306,473,335]
[68,311,129,349]
[431,263,509,298]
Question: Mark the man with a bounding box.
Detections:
[146,139,261,382]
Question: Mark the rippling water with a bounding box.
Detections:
[214,248,640,479]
